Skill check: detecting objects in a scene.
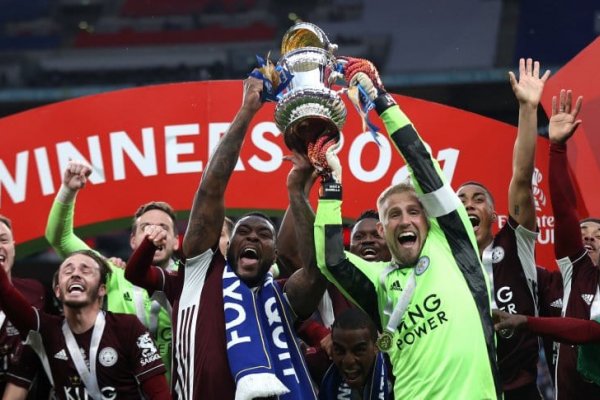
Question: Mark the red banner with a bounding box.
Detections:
[540,36,600,219]
[0,81,556,269]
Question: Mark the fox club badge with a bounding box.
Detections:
[376,331,394,353]
[491,246,505,263]
[415,256,430,275]
[98,347,118,367]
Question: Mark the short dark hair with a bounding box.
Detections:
[332,308,378,342]
[352,209,379,229]
[0,214,12,231]
[457,181,496,208]
[377,182,422,222]
[132,201,178,235]
[581,218,600,225]
[63,249,112,285]
[223,216,235,237]
[233,212,277,235]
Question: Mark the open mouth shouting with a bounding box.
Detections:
[398,231,417,247]
[360,246,378,261]
[67,282,85,294]
[468,214,481,232]
[238,247,260,269]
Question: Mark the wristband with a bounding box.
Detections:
[374,92,397,115]
[56,184,77,204]
[319,178,342,200]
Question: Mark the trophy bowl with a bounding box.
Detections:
[280,22,331,56]
[274,23,347,154]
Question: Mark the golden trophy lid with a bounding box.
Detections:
[280,22,333,56]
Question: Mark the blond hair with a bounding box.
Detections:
[377,182,422,222]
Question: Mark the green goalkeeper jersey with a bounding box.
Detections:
[314,105,500,399]
[46,199,173,383]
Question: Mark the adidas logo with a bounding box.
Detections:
[582,294,594,306]
[550,299,563,309]
[123,292,132,302]
[390,281,402,291]
[54,349,68,361]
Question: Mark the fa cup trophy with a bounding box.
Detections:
[265,22,347,154]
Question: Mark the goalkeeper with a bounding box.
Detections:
[311,57,500,399]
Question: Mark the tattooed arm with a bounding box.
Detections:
[182,77,263,258]
[277,164,318,279]
[284,152,327,319]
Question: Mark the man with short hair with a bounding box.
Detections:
[312,57,499,398]
[457,58,558,398]
[173,75,326,399]
[45,161,178,381]
[320,308,390,399]
[0,249,169,399]
[349,210,391,263]
[581,218,600,266]
[130,201,181,272]
[546,89,600,399]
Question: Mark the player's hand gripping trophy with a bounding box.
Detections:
[252,22,346,153]
[308,55,388,185]
[253,22,385,183]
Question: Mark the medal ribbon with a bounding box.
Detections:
[378,266,417,349]
[62,311,106,400]
[0,311,6,331]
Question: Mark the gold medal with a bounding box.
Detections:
[376,331,394,353]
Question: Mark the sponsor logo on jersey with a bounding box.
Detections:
[396,293,447,350]
[54,349,68,361]
[99,347,118,367]
[61,384,117,400]
[582,294,594,306]
[496,286,517,314]
[123,292,132,302]
[137,332,161,366]
[390,280,402,291]
[415,256,430,276]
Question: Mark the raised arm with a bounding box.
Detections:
[311,138,383,329]
[0,264,38,339]
[507,58,550,230]
[283,152,327,319]
[276,166,318,279]
[182,77,263,258]
[45,160,93,257]
[125,225,167,293]
[343,58,460,214]
[548,90,584,260]
[342,59,498,389]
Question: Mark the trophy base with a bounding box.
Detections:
[275,87,346,154]
[284,116,340,155]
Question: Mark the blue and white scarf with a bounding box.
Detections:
[222,263,317,400]
[319,352,390,400]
